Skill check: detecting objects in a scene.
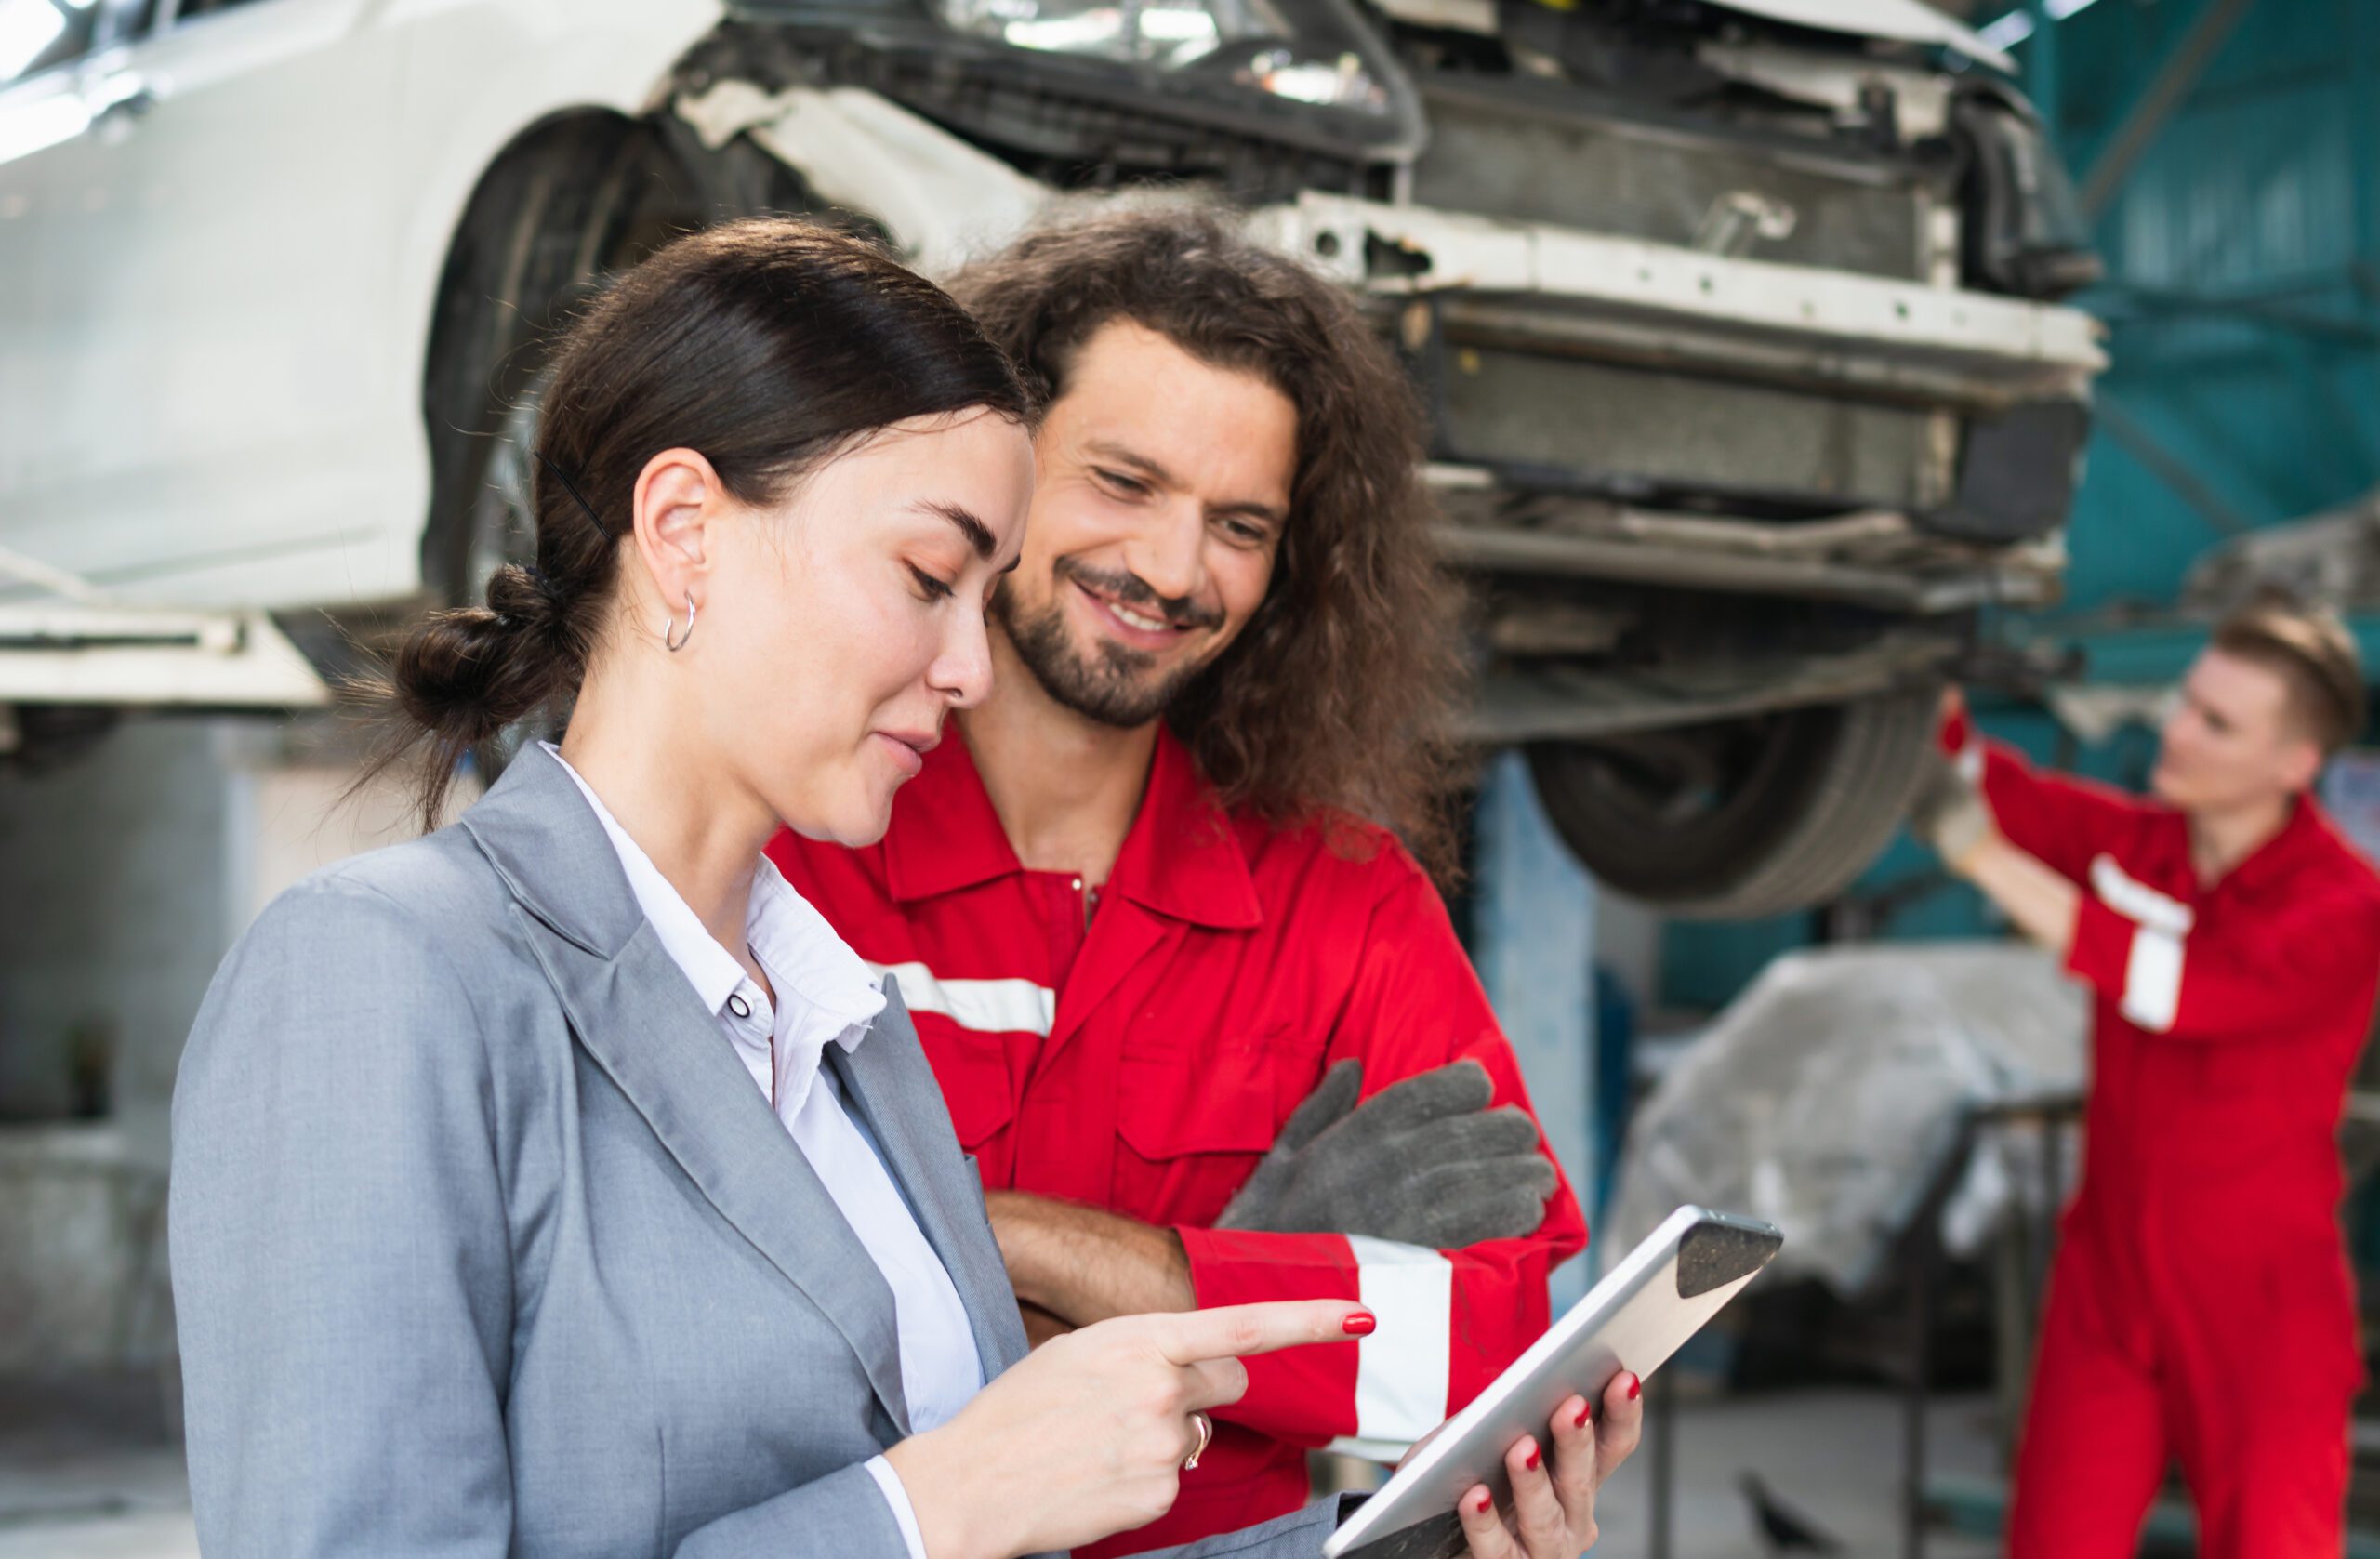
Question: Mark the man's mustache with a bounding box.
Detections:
[1052,557,1225,632]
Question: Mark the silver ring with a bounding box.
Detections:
[665,598,697,653]
[1183,1411,1212,1471]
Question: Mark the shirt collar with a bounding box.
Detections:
[542,744,887,1037]
[746,861,889,1032]
[2224,789,2333,890]
[882,725,1262,930]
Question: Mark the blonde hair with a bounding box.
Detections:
[2211,593,2364,755]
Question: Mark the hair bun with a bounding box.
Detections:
[391,588,562,755]
[483,561,565,632]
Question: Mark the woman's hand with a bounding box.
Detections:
[883,1298,1370,1559]
[1452,1372,1645,1559]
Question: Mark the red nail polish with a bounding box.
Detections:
[1574,1405,1592,1429]
[1523,1444,1540,1472]
[1626,1374,1642,1401]
[1342,1311,1377,1336]
[1473,1492,1492,1514]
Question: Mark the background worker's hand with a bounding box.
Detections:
[882,1299,1372,1559]
[1909,685,1995,875]
[1908,748,1994,874]
[1216,1059,1558,1249]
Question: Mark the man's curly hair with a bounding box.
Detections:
[952,203,1466,879]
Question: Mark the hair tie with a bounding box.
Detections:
[535,451,614,544]
[486,560,563,634]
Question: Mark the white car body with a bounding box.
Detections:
[0,0,2085,712]
[0,0,2106,910]
[1,0,720,616]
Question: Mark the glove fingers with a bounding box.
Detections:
[1366,1107,1544,1177]
[1273,1058,1364,1155]
[1404,1160,1560,1245]
[1909,750,1987,848]
[1244,1148,1559,1244]
[1334,1058,1493,1136]
[1415,1105,1545,1160]
[1368,1176,1560,1248]
[1409,1153,1558,1201]
[1432,1188,1560,1247]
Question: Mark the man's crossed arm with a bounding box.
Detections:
[989,1059,1558,1339]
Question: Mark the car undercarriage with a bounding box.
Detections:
[413,0,2106,916]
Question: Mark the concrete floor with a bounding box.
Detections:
[0,1386,2000,1559]
[0,1409,193,1559]
[1588,1389,2002,1559]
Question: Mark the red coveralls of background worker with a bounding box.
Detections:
[1914,599,2380,1559]
[771,205,1587,1557]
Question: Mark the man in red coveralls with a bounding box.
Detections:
[1916,598,2380,1558]
[769,207,1590,1556]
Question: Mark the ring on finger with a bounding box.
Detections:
[1183,1411,1212,1471]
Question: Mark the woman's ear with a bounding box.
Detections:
[628,448,726,627]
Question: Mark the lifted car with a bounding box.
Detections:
[0,0,2101,913]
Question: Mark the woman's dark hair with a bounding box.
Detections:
[366,218,1032,829]
[952,204,1466,879]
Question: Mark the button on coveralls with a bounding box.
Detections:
[771,728,1585,1556]
[1950,719,2380,1558]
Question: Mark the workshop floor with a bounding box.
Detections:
[1587,1388,2002,1559]
[0,1387,2001,1559]
[0,1404,193,1559]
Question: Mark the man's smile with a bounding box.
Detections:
[1068,575,1204,651]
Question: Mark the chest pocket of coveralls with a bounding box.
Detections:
[1116,1021,1299,1219]
[918,1023,1022,1153]
[2163,903,2297,1103]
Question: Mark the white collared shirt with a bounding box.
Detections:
[546,746,977,1556]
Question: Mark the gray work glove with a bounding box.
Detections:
[1907,748,1994,872]
[1215,1059,1559,1249]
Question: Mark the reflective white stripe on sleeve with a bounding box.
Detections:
[1327,1235,1453,1460]
[2088,855,2196,936]
[872,961,1056,1036]
[2121,926,2185,1033]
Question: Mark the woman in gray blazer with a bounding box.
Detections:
[169,218,1638,1559]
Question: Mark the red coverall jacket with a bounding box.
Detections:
[1948,713,2380,1557]
[769,727,1586,1556]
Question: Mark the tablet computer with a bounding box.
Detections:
[1322,1206,1783,1559]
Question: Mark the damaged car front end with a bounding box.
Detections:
[443,0,2108,915]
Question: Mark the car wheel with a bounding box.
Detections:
[1525,685,1940,919]
[426,118,705,599]
[418,117,707,773]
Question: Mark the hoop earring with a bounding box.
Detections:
[665,599,697,653]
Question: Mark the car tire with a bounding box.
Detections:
[417,116,708,773]
[422,116,707,609]
[1525,685,1940,919]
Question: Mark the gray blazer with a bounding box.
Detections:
[169,744,1351,1558]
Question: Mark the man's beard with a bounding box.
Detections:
[992,564,1213,729]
